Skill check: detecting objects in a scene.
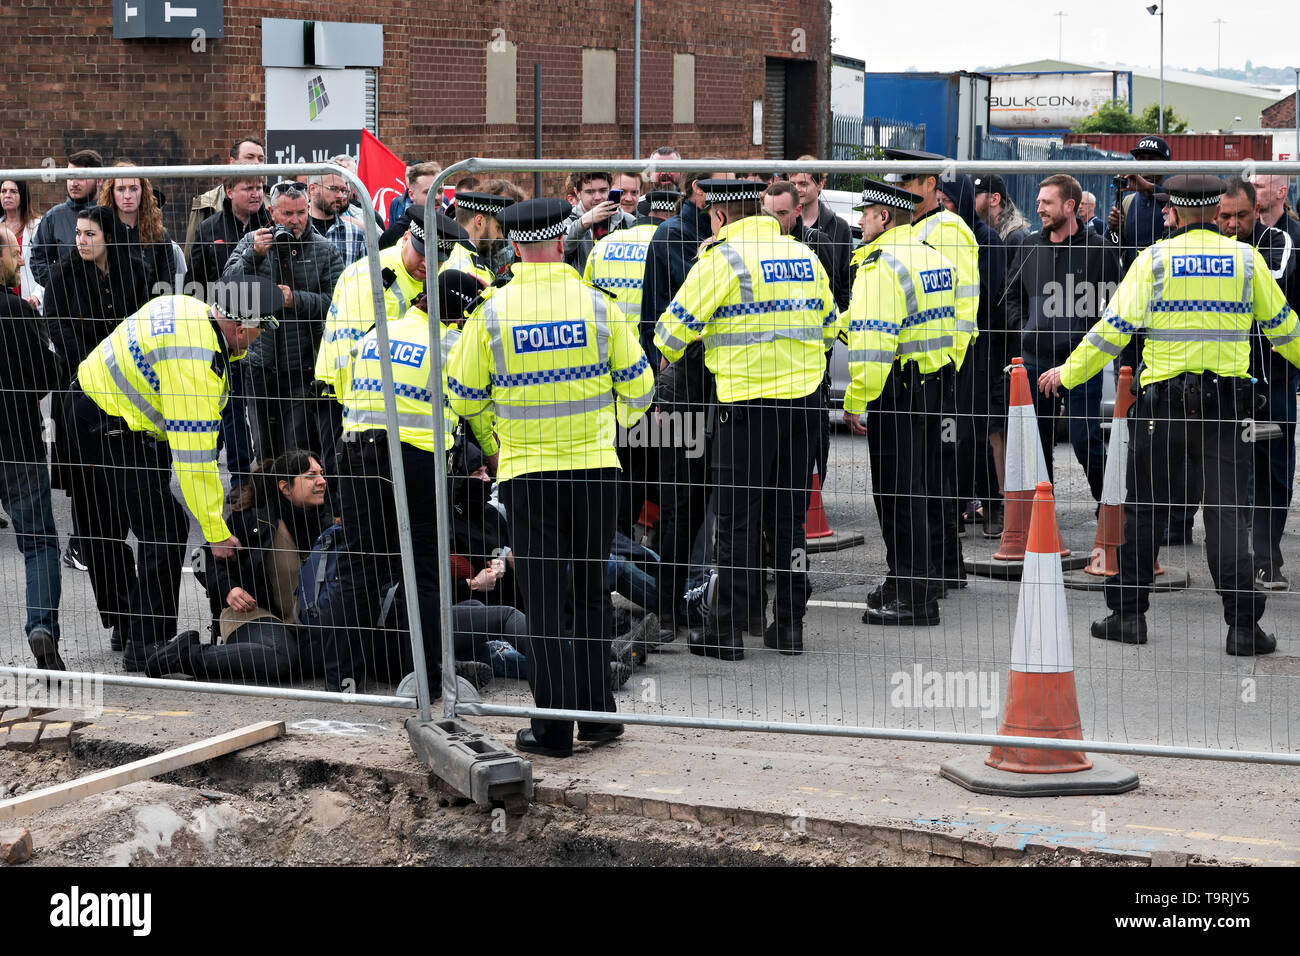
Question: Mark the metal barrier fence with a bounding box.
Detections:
[421,157,1300,769]
[4,156,1300,788]
[827,116,927,191]
[976,134,1128,232]
[0,161,432,717]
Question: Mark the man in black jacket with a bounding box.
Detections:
[221,181,345,463]
[29,149,103,289]
[188,174,271,294]
[0,227,66,669]
[1006,173,1121,503]
[790,158,852,313]
[1219,176,1299,590]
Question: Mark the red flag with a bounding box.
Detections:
[358,129,407,228]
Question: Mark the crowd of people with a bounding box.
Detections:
[2,134,1298,757]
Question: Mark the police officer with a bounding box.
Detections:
[323,275,469,692]
[71,276,282,671]
[882,149,981,594]
[1040,175,1299,656]
[314,205,467,470]
[443,191,515,287]
[842,180,967,625]
[583,189,681,326]
[654,179,838,659]
[447,197,654,758]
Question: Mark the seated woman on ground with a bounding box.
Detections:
[146,449,333,683]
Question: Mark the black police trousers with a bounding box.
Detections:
[500,468,619,750]
[711,392,820,638]
[1105,373,1262,628]
[69,390,188,655]
[322,430,443,691]
[654,418,711,628]
[866,365,945,604]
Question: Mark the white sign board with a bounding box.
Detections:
[989,72,1129,131]
[266,67,367,131]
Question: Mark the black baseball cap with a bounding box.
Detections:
[1130,136,1171,161]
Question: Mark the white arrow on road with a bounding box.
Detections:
[164,2,198,21]
[124,2,138,19]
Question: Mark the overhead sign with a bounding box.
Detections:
[113,0,224,39]
[988,72,1130,131]
[266,67,368,169]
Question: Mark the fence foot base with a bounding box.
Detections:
[964,553,1089,580]
[805,531,865,554]
[406,716,533,808]
[939,753,1139,797]
[1062,565,1190,592]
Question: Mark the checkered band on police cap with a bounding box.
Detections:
[1163,174,1225,207]
[647,189,682,211]
[698,179,765,205]
[853,181,922,211]
[455,192,515,216]
[498,197,573,243]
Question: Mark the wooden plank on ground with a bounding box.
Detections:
[0,720,284,823]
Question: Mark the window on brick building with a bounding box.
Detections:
[673,54,695,125]
[582,49,617,125]
[487,42,518,125]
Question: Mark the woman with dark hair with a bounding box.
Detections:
[145,449,333,683]
[1,179,42,307]
[97,161,183,293]
[42,204,151,592]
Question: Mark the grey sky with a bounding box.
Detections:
[831,0,1298,75]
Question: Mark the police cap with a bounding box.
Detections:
[437,269,488,324]
[1130,136,1171,161]
[880,147,949,183]
[406,205,469,257]
[498,197,572,243]
[852,180,922,211]
[697,179,765,206]
[210,275,283,329]
[646,188,682,211]
[454,191,516,217]
[1162,174,1226,207]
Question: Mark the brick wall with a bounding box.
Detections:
[1261,95,1296,130]
[1,0,830,230]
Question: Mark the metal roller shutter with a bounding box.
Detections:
[765,59,785,160]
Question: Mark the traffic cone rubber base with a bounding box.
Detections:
[940,753,1139,797]
[965,550,1089,580]
[803,473,865,553]
[1063,564,1190,592]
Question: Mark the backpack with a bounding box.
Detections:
[294,523,346,629]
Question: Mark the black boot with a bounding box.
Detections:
[863,598,940,626]
[1225,624,1277,657]
[762,622,804,655]
[1089,612,1148,645]
[145,630,201,678]
[688,630,745,661]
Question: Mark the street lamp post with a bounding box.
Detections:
[1147,4,1165,134]
[1054,11,1067,60]
[1213,18,1225,74]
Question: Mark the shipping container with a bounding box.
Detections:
[863,71,990,160]
[1063,133,1274,161]
[986,70,1132,134]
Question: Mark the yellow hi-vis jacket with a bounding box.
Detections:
[1061,224,1299,389]
[440,241,495,287]
[77,295,234,543]
[911,208,980,369]
[446,261,654,481]
[342,307,462,455]
[582,222,658,326]
[315,239,421,399]
[842,227,964,414]
[652,215,839,403]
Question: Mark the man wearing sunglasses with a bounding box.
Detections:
[222,180,344,463]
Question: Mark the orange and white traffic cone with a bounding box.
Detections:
[1085,366,1135,577]
[941,481,1139,795]
[804,472,865,553]
[976,359,1072,573]
[1063,367,1187,591]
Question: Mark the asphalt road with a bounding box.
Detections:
[1,429,1298,762]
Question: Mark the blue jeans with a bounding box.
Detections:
[1250,367,1300,572]
[608,553,659,613]
[219,362,255,487]
[0,461,61,639]
[1024,362,1105,502]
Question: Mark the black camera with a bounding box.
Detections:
[272,224,295,245]
[1112,174,1130,191]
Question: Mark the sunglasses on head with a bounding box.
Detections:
[270,180,308,196]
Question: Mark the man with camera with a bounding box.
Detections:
[221,180,344,463]
[1108,136,1170,269]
